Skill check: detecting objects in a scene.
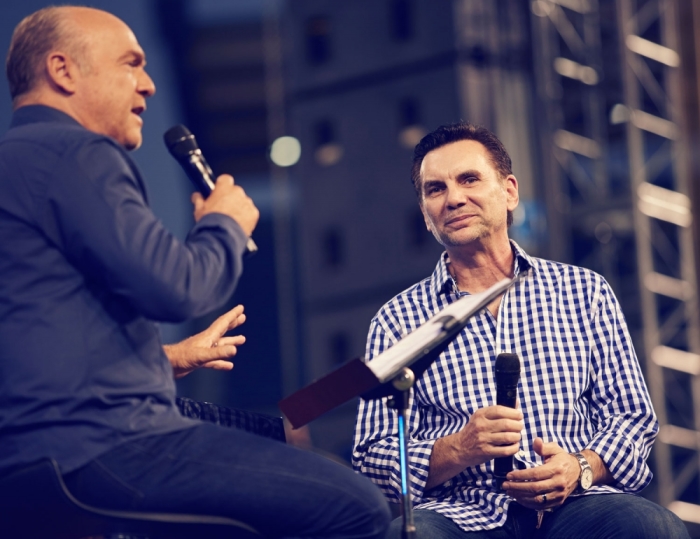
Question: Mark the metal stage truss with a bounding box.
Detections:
[530,0,700,524]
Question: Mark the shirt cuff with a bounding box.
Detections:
[405,438,439,501]
[586,432,651,492]
[194,213,249,259]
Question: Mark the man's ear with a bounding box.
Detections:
[505,174,519,211]
[44,51,78,95]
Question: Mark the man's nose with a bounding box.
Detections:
[445,184,467,209]
[139,70,156,97]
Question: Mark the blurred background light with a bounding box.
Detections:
[270,136,302,167]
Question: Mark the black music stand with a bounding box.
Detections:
[279,277,519,539]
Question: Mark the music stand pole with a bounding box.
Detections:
[387,367,417,539]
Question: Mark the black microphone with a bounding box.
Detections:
[493,352,521,485]
[164,124,258,256]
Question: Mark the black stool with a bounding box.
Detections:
[0,460,261,539]
[0,400,285,539]
[0,458,261,539]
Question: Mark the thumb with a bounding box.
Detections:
[191,192,204,212]
[534,437,565,459]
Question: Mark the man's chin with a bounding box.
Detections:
[437,232,480,248]
[123,134,143,151]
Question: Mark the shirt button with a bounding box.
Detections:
[497,507,504,514]
[518,450,525,457]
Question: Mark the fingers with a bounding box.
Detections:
[208,305,246,337]
[191,192,205,220]
[200,343,240,361]
[534,437,565,458]
[216,174,235,187]
[483,405,524,421]
[201,359,234,371]
[511,492,559,511]
[215,335,246,348]
[491,418,525,434]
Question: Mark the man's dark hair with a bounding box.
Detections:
[6,7,87,105]
[411,122,514,226]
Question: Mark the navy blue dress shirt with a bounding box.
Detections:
[0,105,248,474]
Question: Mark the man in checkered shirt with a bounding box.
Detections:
[352,122,689,538]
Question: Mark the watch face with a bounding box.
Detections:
[581,468,593,490]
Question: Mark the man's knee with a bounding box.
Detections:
[551,494,690,539]
[621,499,689,539]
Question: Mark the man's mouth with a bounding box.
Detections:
[445,214,475,226]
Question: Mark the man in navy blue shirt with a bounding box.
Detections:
[0,6,390,538]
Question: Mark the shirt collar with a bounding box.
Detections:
[429,239,535,297]
[10,105,83,130]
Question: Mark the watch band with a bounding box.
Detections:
[573,452,593,492]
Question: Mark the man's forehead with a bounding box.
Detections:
[420,140,493,179]
[67,7,141,52]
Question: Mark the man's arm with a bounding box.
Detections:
[163,304,246,378]
[353,317,437,502]
[48,140,257,321]
[353,314,524,499]
[426,406,523,490]
[502,278,656,509]
[501,439,614,510]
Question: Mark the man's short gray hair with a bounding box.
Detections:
[6,6,88,104]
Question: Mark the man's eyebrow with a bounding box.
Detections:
[422,178,445,190]
[118,50,146,64]
[456,169,483,180]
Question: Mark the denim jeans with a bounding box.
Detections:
[62,423,391,539]
[386,494,690,539]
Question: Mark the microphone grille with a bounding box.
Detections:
[495,353,520,374]
[164,124,198,157]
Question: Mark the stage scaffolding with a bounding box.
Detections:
[530,0,700,524]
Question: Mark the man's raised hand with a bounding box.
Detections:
[163,304,247,379]
[191,174,259,236]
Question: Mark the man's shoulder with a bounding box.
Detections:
[525,254,613,310]
[0,120,135,185]
[371,273,439,331]
[528,254,606,286]
[2,119,120,156]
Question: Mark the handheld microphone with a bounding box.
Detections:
[163,124,258,256]
[493,352,521,484]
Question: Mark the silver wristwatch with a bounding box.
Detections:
[573,452,593,492]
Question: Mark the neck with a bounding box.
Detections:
[14,91,80,124]
[445,235,514,294]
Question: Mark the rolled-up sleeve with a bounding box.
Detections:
[586,281,658,492]
[352,314,438,503]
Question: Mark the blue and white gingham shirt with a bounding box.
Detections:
[352,241,658,532]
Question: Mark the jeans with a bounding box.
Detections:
[386,494,689,539]
[63,423,391,539]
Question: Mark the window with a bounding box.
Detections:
[390,0,414,41]
[398,97,420,128]
[306,16,331,64]
[397,97,426,149]
[322,227,344,268]
[313,119,344,166]
[329,331,351,364]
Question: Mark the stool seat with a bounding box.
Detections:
[0,459,262,539]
